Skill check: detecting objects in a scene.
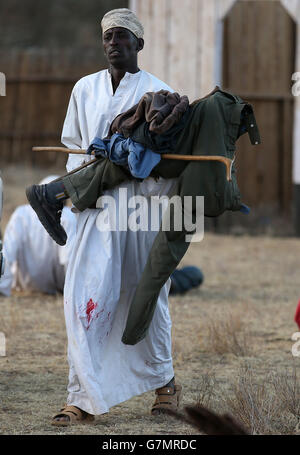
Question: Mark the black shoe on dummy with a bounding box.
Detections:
[25,184,67,246]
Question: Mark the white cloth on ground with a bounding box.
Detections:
[0,205,76,296]
[62,69,176,415]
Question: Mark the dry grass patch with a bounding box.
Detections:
[196,372,216,408]
[0,294,21,336]
[224,363,277,434]
[206,310,253,357]
[216,363,300,435]
[270,367,300,421]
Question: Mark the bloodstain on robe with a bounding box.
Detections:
[86,298,98,329]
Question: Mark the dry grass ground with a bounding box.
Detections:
[0,165,300,435]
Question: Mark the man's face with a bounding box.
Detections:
[102,27,142,68]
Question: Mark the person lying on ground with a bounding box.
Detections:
[0,175,76,297]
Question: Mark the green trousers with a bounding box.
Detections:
[62,157,133,212]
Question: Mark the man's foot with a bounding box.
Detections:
[151,378,182,416]
[51,405,95,426]
[26,184,67,246]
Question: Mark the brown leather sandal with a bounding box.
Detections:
[151,384,182,415]
[51,405,95,426]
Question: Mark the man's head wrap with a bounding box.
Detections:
[101,8,144,40]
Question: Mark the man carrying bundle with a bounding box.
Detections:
[27,8,182,426]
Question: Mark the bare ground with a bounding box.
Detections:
[0,165,300,435]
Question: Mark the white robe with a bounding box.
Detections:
[0,205,76,296]
[62,69,176,415]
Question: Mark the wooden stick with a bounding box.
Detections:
[161,154,233,181]
[32,146,233,181]
[33,146,87,154]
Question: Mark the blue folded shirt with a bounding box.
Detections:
[87,133,161,179]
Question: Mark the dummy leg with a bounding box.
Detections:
[25,158,130,245]
[62,157,131,211]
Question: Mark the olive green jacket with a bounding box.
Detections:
[121,88,260,345]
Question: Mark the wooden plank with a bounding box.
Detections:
[148,0,169,83]
[196,1,204,98]
[234,101,261,207]
[0,133,61,139]
[222,90,294,100]
[10,50,25,164]
[129,0,139,16]
[198,0,216,97]
[138,0,153,73]
[167,0,199,98]
[226,0,245,91]
[242,0,255,92]
[282,99,294,212]
[0,50,20,162]
[222,10,229,89]
[193,0,207,99]
[165,0,172,85]
[265,1,278,94]
[260,100,280,206]
[6,77,79,83]
[235,100,279,208]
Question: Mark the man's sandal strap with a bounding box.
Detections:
[51,405,94,426]
[151,384,182,414]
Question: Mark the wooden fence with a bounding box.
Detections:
[222,0,295,215]
[0,48,104,167]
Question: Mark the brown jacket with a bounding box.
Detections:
[109,90,189,137]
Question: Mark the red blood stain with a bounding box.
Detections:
[95,309,104,320]
[86,299,98,325]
